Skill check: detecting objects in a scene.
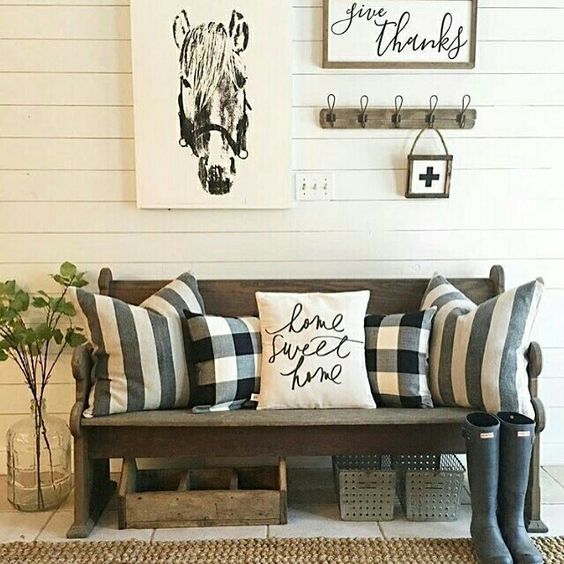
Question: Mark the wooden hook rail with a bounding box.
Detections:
[320,94,477,130]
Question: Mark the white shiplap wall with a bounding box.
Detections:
[0,0,563,468]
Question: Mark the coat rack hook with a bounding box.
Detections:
[457,94,471,129]
[392,95,404,129]
[426,94,439,128]
[358,95,369,128]
[326,94,337,128]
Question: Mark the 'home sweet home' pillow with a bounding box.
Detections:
[70,273,205,417]
[421,274,544,418]
[255,292,375,410]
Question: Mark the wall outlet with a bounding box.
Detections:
[295,173,334,201]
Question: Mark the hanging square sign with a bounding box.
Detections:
[407,156,452,199]
[324,0,478,69]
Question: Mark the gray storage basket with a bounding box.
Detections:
[392,454,465,522]
[332,455,396,521]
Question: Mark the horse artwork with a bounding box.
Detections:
[173,9,251,196]
[130,0,291,209]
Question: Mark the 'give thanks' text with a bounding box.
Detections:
[330,3,468,61]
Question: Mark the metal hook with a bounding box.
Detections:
[457,94,471,129]
[392,95,404,129]
[326,93,337,128]
[426,94,439,128]
[358,95,369,128]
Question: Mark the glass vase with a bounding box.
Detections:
[6,399,72,512]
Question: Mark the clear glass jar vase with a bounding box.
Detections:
[6,399,72,512]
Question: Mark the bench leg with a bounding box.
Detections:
[67,434,116,539]
[525,433,548,534]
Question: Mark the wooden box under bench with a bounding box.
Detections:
[118,458,287,529]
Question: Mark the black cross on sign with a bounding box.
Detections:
[419,166,440,188]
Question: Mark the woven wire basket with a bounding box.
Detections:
[392,454,465,522]
[332,455,396,521]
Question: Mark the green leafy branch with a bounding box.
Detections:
[0,262,88,404]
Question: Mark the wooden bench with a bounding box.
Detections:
[67,265,548,538]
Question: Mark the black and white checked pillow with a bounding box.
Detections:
[184,312,261,412]
[421,274,543,419]
[70,273,205,417]
[365,310,436,408]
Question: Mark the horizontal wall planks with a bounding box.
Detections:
[0,383,73,414]
[2,231,564,265]
[544,349,564,378]
[0,259,561,294]
[2,106,564,141]
[0,105,134,139]
[327,170,561,202]
[3,199,564,234]
[293,138,561,170]
[0,357,71,385]
[541,408,564,445]
[0,6,562,42]
[0,6,130,39]
[0,170,136,201]
[1,138,560,171]
[0,73,132,106]
[0,139,135,170]
[539,379,564,408]
[0,39,132,72]
[294,75,564,107]
[0,258,562,292]
[0,170,560,204]
[0,40,562,77]
[2,54,562,107]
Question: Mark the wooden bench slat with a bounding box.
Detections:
[81,407,474,428]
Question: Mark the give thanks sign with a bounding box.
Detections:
[324,0,478,69]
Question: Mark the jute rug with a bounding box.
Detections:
[1,537,563,564]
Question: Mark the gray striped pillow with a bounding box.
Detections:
[421,274,543,418]
[70,273,205,417]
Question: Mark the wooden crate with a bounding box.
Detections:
[118,458,287,529]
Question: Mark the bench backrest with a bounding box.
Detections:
[99,266,505,316]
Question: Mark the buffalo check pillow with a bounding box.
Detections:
[184,311,261,412]
[70,273,205,417]
[421,274,544,418]
[365,309,436,408]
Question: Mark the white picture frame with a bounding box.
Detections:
[324,0,478,69]
[130,0,292,209]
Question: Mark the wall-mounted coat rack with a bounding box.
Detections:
[320,95,477,130]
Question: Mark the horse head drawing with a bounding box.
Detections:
[174,9,251,196]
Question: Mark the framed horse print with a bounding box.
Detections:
[324,0,478,69]
[130,1,292,209]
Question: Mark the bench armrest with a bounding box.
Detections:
[527,342,546,433]
[69,344,93,437]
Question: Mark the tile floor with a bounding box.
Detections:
[0,467,563,544]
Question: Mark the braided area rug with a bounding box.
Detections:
[0,537,563,564]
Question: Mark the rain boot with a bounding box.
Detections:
[498,412,544,564]
[464,412,513,564]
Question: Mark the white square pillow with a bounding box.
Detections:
[255,291,376,410]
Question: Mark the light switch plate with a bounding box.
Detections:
[295,173,334,201]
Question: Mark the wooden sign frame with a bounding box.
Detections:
[323,0,478,69]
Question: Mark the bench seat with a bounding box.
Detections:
[81,407,474,428]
